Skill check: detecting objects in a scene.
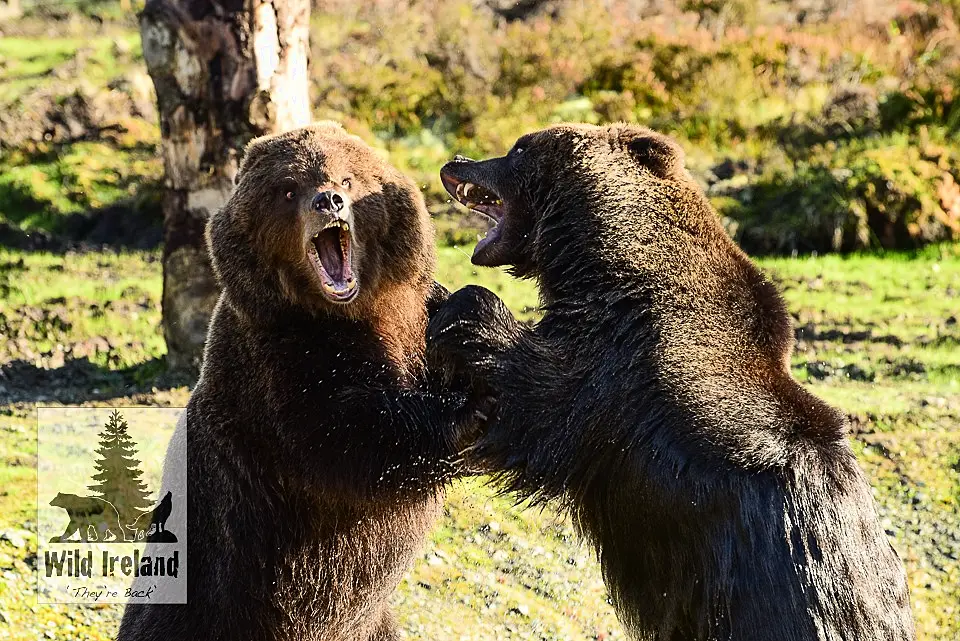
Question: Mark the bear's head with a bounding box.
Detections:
[440,123,727,292]
[50,492,68,507]
[442,123,793,365]
[209,122,435,320]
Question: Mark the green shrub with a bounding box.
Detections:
[726,135,960,253]
[3,0,960,253]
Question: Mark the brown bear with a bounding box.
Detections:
[118,122,476,641]
[427,124,915,640]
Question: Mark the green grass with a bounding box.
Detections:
[0,250,164,370]
[766,249,960,388]
[0,29,161,237]
[436,246,541,321]
[0,244,958,639]
[0,34,141,105]
[0,414,37,528]
[0,140,163,235]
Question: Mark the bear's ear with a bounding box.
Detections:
[309,120,345,135]
[617,126,685,180]
[235,135,271,185]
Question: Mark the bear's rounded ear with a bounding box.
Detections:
[310,120,345,134]
[617,126,685,180]
[235,135,270,186]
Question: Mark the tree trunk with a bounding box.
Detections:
[140,0,311,374]
[0,0,21,22]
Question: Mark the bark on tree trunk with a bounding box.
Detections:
[140,0,311,374]
[0,0,21,22]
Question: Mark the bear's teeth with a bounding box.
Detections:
[339,221,350,231]
[457,183,475,202]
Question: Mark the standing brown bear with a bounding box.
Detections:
[428,124,915,641]
[119,122,475,641]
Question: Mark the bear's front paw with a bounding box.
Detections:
[426,285,521,380]
[444,392,498,474]
[426,281,451,320]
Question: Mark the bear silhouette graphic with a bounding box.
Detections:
[49,493,123,543]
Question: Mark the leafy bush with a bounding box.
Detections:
[2,0,960,252]
[724,136,960,253]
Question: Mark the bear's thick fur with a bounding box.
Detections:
[429,123,915,640]
[118,122,474,641]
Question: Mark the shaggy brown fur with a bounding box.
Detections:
[428,123,915,641]
[118,122,474,641]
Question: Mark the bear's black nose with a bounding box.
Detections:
[313,190,345,213]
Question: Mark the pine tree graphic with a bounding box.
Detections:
[87,410,154,527]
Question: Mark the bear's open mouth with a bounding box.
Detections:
[310,220,358,303]
[441,172,505,257]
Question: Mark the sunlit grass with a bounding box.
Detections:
[0,244,957,639]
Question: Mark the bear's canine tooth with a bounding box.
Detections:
[457,182,476,202]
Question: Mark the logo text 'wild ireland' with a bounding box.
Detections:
[37,407,186,604]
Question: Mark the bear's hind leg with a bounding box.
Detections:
[51,522,78,543]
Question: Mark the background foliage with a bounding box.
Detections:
[2,0,960,253]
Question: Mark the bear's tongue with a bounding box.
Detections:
[474,221,503,258]
[314,226,351,287]
[451,182,505,260]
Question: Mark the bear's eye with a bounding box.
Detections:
[284,189,296,202]
[341,178,352,189]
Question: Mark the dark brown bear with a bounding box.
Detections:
[428,124,915,641]
[118,122,474,641]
